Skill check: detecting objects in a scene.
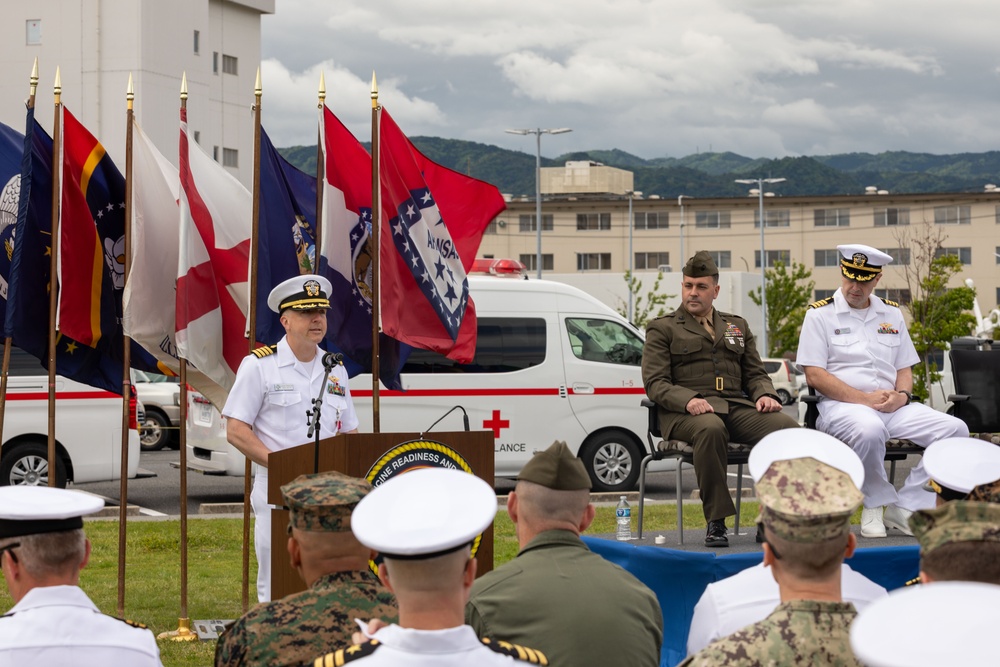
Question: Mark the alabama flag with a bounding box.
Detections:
[175,107,250,394]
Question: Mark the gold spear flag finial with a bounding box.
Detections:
[254,66,262,97]
[127,72,134,108]
[30,57,39,95]
[54,66,62,100]
[318,70,326,104]
[180,71,188,100]
[370,71,378,109]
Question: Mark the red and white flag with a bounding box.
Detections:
[124,117,227,406]
[175,107,250,395]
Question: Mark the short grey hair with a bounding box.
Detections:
[5,529,86,578]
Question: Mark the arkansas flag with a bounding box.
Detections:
[378,108,505,362]
[176,107,251,394]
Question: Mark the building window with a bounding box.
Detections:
[577,253,611,271]
[213,146,219,162]
[934,247,972,264]
[695,211,731,229]
[996,205,1000,225]
[484,221,498,234]
[576,213,611,231]
[814,208,850,227]
[26,19,41,45]
[635,252,670,271]
[222,54,239,76]
[814,289,836,301]
[875,288,912,305]
[222,148,238,168]
[193,30,200,54]
[519,254,553,272]
[997,287,1000,306]
[634,211,668,230]
[874,207,910,226]
[518,214,553,232]
[754,210,790,228]
[755,250,790,268]
[814,249,840,267]
[881,247,910,265]
[708,250,731,269]
[193,130,201,145]
[934,205,970,225]
[213,52,219,74]
[996,246,1000,264]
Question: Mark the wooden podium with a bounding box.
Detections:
[266,431,495,600]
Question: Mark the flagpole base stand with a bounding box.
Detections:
[158,617,199,642]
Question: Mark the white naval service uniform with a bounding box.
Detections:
[0,585,162,666]
[340,624,532,666]
[686,562,887,655]
[797,289,969,510]
[223,335,359,602]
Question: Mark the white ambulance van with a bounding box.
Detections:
[0,345,142,487]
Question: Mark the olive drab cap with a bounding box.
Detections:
[0,486,104,539]
[281,471,371,533]
[837,244,893,282]
[683,251,719,278]
[516,441,592,491]
[755,457,863,543]
[908,500,1000,557]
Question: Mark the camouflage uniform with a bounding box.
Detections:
[214,570,397,667]
[909,500,1000,555]
[678,600,861,667]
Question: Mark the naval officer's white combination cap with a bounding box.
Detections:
[837,244,894,283]
[267,274,333,314]
[922,436,1000,499]
[850,581,1000,667]
[749,428,865,489]
[351,468,497,559]
[0,486,105,539]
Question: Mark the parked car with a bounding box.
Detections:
[761,358,798,405]
[185,388,246,476]
[0,345,141,487]
[132,370,180,451]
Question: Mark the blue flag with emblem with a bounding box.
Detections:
[0,121,25,330]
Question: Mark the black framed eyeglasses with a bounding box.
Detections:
[756,522,781,560]
[0,542,20,569]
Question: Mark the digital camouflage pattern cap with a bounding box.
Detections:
[281,471,371,533]
[968,479,1000,503]
[683,251,719,278]
[517,441,592,491]
[908,500,1000,557]
[755,457,863,543]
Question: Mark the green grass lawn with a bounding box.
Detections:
[1,502,860,666]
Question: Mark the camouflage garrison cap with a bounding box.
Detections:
[280,471,371,532]
[968,479,1000,504]
[517,441,592,491]
[683,251,719,278]
[755,457,863,542]
[909,500,1000,557]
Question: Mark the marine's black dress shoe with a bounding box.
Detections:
[705,519,729,547]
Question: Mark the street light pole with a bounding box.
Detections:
[677,194,691,266]
[505,127,572,279]
[734,177,785,356]
[626,190,638,322]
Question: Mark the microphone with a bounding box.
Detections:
[322,351,344,369]
[421,405,470,435]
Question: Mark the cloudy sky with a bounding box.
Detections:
[259,0,1000,160]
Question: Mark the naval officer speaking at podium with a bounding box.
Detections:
[224,275,359,602]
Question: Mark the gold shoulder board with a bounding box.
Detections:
[482,638,549,665]
[314,640,381,666]
[807,298,832,310]
[880,297,900,307]
[252,344,278,359]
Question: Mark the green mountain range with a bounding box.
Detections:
[277,139,1000,198]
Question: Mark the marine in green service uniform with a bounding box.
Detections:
[642,250,799,546]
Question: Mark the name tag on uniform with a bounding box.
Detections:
[272,383,294,392]
[834,328,851,335]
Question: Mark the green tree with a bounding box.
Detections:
[747,261,815,357]
[617,271,672,329]
[905,254,976,402]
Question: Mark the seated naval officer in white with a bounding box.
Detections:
[796,243,969,539]
[223,274,360,602]
[0,486,162,666]
[686,429,886,656]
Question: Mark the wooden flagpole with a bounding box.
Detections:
[315,71,325,265]
[46,67,62,488]
[117,72,136,617]
[0,59,38,471]
[370,73,381,433]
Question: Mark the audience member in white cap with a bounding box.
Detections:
[224,274,359,602]
[851,582,1000,666]
[686,430,886,656]
[921,436,1000,505]
[797,243,969,538]
[309,468,545,666]
[0,486,162,666]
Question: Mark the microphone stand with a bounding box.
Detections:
[306,354,338,473]
[420,405,470,435]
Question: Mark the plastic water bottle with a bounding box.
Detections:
[616,496,631,541]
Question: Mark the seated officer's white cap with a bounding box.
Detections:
[749,429,865,489]
[850,581,1000,667]
[837,244,894,283]
[267,275,333,314]
[351,468,497,559]
[0,486,104,539]
[922,437,1000,499]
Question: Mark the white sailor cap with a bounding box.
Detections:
[0,486,104,539]
[748,428,865,489]
[266,274,333,314]
[922,437,1000,499]
[837,244,894,283]
[850,581,1000,667]
[351,468,497,560]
